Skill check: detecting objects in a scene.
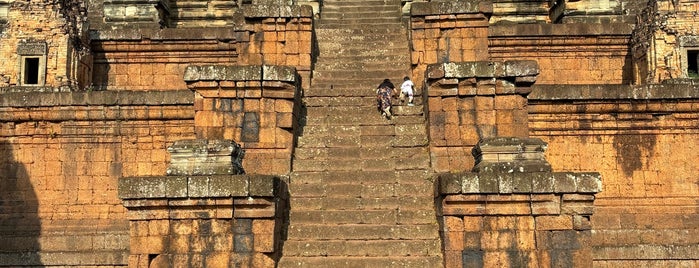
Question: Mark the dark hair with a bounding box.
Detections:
[404,76,410,81]
[383,79,391,83]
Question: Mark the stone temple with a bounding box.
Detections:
[0,0,697,267]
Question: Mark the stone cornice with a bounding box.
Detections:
[0,90,193,107]
[529,84,699,101]
[118,175,279,199]
[489,23,633,37]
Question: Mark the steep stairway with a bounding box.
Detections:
[279,0,443,267]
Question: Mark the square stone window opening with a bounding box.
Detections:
[21,57,43,85]
[17,41,47,86]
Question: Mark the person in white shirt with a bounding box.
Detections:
[399,76,415,106]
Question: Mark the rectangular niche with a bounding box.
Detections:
[17,41,47,86]
[680,36,699,79]
[687,49,699,78]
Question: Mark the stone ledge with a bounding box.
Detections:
[529,84,699,100]
[0,90,193,107]
[184,65,296,83]
[439,172,602,195]
[489,23,633,37]
[118,175,279,199]
[427,61,539,80]
[0,251,128,266]
[411,1,492,16]
[91,27,251,41]
[242,4,313,18]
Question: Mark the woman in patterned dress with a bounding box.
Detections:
[376,79,396,119]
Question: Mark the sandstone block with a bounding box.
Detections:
[536,215,573,230]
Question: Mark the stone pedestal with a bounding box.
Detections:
[437,137,602,268]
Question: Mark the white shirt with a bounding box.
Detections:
[400,80,414,95]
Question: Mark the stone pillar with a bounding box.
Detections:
[184,65,299,174]
[118,138,288,268]
[426,61,539,172]
[437,137,602,268]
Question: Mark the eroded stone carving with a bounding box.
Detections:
[166,139,245,175]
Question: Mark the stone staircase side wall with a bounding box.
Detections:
[90,7,313,91]
[425,61,539,173]
[438,171,601,268]
[118,175,287,268]
[185,65,301,175]
[409,1,492,89]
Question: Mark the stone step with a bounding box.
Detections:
[291,154,430,172]
[290,170,432,183]
[304,106,425,119]
[302,105,424,120]
[318,18,402,25]
[313,54,411,64]
[313,70,409,80]
[314,46,408,57]
[317,40,408,51]
[288,179,435,199]
[289,209,438,225]
[315,26,406,37]
[288,196,435,210]
[286,224,439,240]
[297,123,427,137]
[315,22,404,29]
[314,61,410,72]
[321,0,401,6]
[303,96,377,107]
[322,10,401,20]
[309,77,414,89]
[301,114,426,129]
[281,239,441,257]
[278,255,443,268]
[322,5,398,13]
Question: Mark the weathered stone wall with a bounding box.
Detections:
[0,0,90,89]
[184,65,299,175]
[489,24,634,85]
[632,0,699,83]
[438,137,603,268]
[118,175,287,268]
[91,6,313,91]
[0,91,193,266]
[528,84,699,267]
[409,1,492,88]
[425,61,538,173]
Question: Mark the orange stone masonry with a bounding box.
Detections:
[438,137,602,268]
[425,61,538,173]
[1,0,699,267]
[184,65,300,175]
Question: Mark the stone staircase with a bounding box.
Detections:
[278,0,443,267]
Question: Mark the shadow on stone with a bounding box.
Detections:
[0,140,42,266]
